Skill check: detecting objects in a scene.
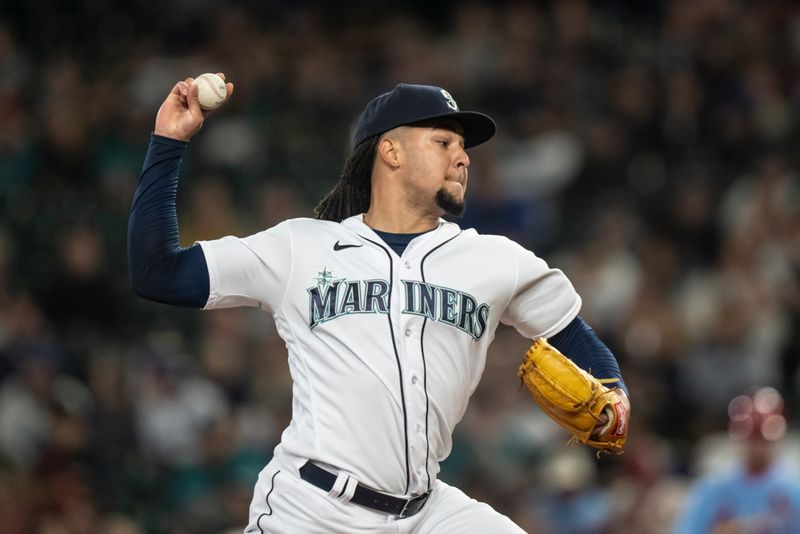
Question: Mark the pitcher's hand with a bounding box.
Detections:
[154,73,234,142]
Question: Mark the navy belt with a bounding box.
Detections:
[299,461,431,518]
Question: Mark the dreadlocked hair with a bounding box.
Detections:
[314,135,379,222]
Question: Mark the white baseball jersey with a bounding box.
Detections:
[198,214,580,497]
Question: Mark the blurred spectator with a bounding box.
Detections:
[0,339,70,470]
[178,176,250,246]
[0,470,36,534]
[84,349,137,511]
[672,387,800,533]
[608,432,688,534]
[524,448,613,534]
[132,341,229,468]
[37,225,128,347]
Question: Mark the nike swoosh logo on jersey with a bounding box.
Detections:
[333,241,363,251]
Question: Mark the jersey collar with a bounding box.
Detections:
[341,214,461,253]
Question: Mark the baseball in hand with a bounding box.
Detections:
[194,73,228,111]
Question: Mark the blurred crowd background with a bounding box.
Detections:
[1,0,799,532]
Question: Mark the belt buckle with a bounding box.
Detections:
[398,498,411,518]
[399,489,431,518]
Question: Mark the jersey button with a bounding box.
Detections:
[411,375,418,384]
[405,329,412,337]
[404,261,411,269]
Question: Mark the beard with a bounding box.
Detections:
[435,188,465,217]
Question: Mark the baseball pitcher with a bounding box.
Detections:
[128,74,630,533]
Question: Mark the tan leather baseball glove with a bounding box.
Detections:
[518,338,628,454]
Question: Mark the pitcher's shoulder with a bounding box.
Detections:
[282,217,351,233]
[456,226,521,249]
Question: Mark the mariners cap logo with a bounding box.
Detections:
[440,89,459,111]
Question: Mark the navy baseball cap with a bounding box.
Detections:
[352,83,496,148]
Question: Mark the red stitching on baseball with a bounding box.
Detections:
[202,76,225,101]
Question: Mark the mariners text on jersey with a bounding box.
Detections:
[308,273,491,339]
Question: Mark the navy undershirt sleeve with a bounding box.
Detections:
[548,315,628,396]
[127,134,210,308]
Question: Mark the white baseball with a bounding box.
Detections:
[194,73,228,111]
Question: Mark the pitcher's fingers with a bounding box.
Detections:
[186,82,203,116]
[177,81,190,106]
[169,81,183,96]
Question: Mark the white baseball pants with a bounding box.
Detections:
[243,457,525,533]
